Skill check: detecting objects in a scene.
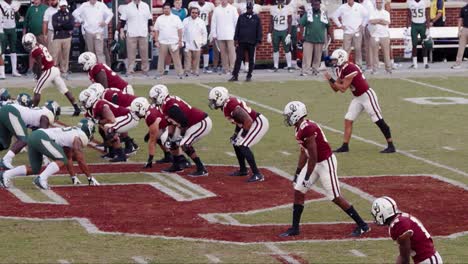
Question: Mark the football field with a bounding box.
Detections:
[0,75,467,263]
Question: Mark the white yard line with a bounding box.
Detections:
[265,243,301,264]
[131,256,149,264]
[349,249,367,257]
[225,152,236,157]
[205,254,222,263]
[57,260,70,264]
[197,83,468,178]
[279,151,292,156]
[40,190,69,205]
[400,78,468,96]
[442,146,456,151]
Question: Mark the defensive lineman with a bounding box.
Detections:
[280,101,370,237]
[268,0,293,72]
[324,49,395,153]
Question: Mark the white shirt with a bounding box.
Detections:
[1,1,20,29]
[42,127,89,148]
[43,6,59,30]
[183,16,207,50]
[210,4,238,40]
[13,105,54,128]
[332,2,369,34]
[408,0,428,24]
[236,2,261,15]
[362,0,376,22]
[369,8,390,38]
[72,1,113,35]
[154,13,183,45]
[120,1,152,37]
[118,3,128,30]
[188,1,215,26]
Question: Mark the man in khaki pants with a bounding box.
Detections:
[153,3,184,79]
[183,7,207,76]
[52,0,73,79]
[300,0,332,76]
[452,3,468,69]
[368,0,391,74]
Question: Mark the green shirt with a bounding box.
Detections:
[24,4,48,36]
[299,11,328,43]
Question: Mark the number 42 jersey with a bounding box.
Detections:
[270,5,291,31]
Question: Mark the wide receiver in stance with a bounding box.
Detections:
[371,196,443,264]
[280,101,370,237]
[323,49,395,153]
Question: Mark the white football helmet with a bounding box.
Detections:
[78,52,97,71]
[371,196,399,226]
[79,89,98,109]
[283,101,307,126]
[130,97,150,118]
[22,33,37,52]
[208,86,229,110]
[330,49,349,67]
[88,83,105,98]
[149,84,169,106]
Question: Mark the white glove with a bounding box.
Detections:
[285,34,291,45]
[234,136,244,146]
[72,176,82,185]
[267,33,272,44]
[302,178,313,189]
[88,177,100,186]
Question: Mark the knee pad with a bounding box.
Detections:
[182,144,195,156]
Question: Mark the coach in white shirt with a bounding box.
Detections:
[183,7,207,76]
[72,0,113,64]
[210,0,238,73]
[333,0,368,67]
[368,0,391,73]
[119,0,152,75]
[43,0,59,51]
[153,3,184,78]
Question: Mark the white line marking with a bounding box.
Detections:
[279,151,292,156]
[149,182,187,201]
[220,214,241,225]
[57,260,70,264]
[132,256,149,264]
[225,152,236,157]
[340,182,376,202]
[350,249,367,257]
[265,243,301,264]
[7,187,37,203]
[400,78,468,96]
[442,146,456,151]
[40,189,69,205]
[147,172,216,201]
[205,254,222,263]
[197,83,468,178]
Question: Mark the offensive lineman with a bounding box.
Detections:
[371,196,443,264]
[268,0,293,72]
[407,0,430,69]
[21,33,81,115]
[280,101,370,237]
[323,49,395,153]
[208,86,269,182]
[188,0,215,73]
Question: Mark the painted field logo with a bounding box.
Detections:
[0,164,467,243]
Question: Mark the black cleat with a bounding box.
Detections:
[72,108,81,116]
[279,228,300,237]
[380,145,396,153]
[228,76,238,82]
[425,64,429,69]
[156,156,173,164]
[178,159,191,169]
[101,153,116,160]
[162,164,184,173]
[188,168,209,177]
[247,173,264,182]
[245,76,252,82]
[228,170,248,176]
[351,224,371,237]
[334,145,349,153]
[110,155,127,162]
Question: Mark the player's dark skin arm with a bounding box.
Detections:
[39,115,51,128]
[63,147,76,178]
[32,55,43,106]
[99,105,116,125]
[269,15,274,34]
[407,8,412,28]
[323,71,356,93]
[72,137,91,178]
[426,8,431,28]
[95,71,109,88]
[232,106,253,131]
[396,232,413,264]
[302,136,317,181]
[147,120,161,157]
[287,15,292,35]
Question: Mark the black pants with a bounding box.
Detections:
[233,43,256,78]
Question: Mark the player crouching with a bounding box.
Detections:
[371,197,443,264]
[0,119,99,189]
[280,101,370,237]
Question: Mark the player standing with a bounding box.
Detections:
[371,196,443,264]
[21,33,81,115]
[280,101,370,237]
[268,0,293,72]
[188,0,214,73]
[323,49,395,153]
[407,0,430,69]
[0,0,21,77]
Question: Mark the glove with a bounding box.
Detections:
[267,33,272,44]
[144,155,154,168]
[71,176,81,185]
[302,176,312,189]
[88,177,100,186]
[230,133,238,145]
[233,136,244,146]
[292,174,298,185]
[285,34,291,45]
[144,132,150,143]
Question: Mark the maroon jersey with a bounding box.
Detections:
[31,44,54,71]
[337,63,369,97]
[145,105,168,130]
[91,99,130,120]
[295,119,332,162]
[161,96,207,127]
[223,97,258,126]
[88,63,128,91]
[389,213,436,263]
[102,88,136,107]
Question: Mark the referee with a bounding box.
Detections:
[229,1,262,82]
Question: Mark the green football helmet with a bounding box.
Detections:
[0,88,10,101]
[78,118,96,139]
[45,100,61,120]
[16,93,32,107]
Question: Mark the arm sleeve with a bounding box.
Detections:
[104,4,114,24]
[72,7,82,23]
[167,105,189,128]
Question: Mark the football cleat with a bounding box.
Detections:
[124,145,138,155]
[228,76,238,82]
[188,168,209,177]
[351,224,371,237]
[0,171,11,188]
[162,164,184,173]
[245,76,252,82]
[88,177,100,186]
[0,159,13,170]
[101,153,116,160]
[247,173,264,183]
[279,227,300,237]
[425,64,429,69]
[33,176,49,190]
[334,145,349,153]
[71,176,82,185]
[380,146,396,153]
[156,156,173,164]
[110,155,127,162]
[228,170,248,177]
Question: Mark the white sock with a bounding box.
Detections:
[2,150,15,167]
[4,165,27,179]
[124,58,128,68]
[203,54,209,68]
[412,57,418,67]
[391,59,394,65]
[423,57,428,65]
[285,52,292,68]
[39,162,60,180]
[10,53,17,73]
[273,52,279,68]
[165,65,169,71]
[244,62,249,70]
[0,65,5,78]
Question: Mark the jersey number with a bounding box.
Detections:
[409,215,431,239]
[102,63,117,76]
[411,8,424,18]
[200,13,207,22]
[274,15,286,25]
[41,46,53,62]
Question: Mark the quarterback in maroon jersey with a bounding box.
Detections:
[150,84,212,176]
[323,49,395,153]
[78,52,134,95]
[22,33,80,115]
[208,86,269,182]
[371,197,443,264]
[280,101,370,237]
